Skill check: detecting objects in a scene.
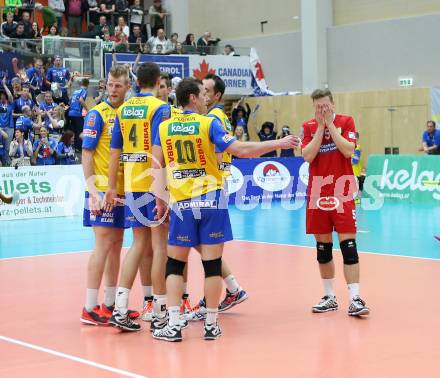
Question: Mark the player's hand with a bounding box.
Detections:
[154,198,169,224]
[103,189,117,213]
[89,192,102,216]
[278,134,301,149]
[322,104,334,126]
[315,106,325,128]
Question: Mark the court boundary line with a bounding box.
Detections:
[1,240,438,261]
[0,335,148,378]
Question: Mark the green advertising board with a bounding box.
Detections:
[365,155,440,203]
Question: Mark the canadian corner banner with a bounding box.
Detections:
[226,158,309,207]
[364,155,440,204]
[105,53,254,96]
[0,165,85,221]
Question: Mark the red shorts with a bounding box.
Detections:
[306,196,357,234]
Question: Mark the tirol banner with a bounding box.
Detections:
[365,155,440,203]
[226,157,309,208]
[0,165,85,221]
[105,53,253,96]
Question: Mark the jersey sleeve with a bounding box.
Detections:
[82,110,104,149]
[207,113,221,123]
[32,140,39,152]
[153,125,162,146]
[151,104,171,144]
[80,88,88,100]
[422,131,429,144]
[301,123,312,149]
[342,117,356,144]
[435,131,440,146]
[110,115,123,149]
[352,147,361,164]
[209,118,236,153]
[46,68,52,82]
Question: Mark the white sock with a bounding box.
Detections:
[183,282,188,295]
[168,306,180,327]
[322,279,335,297]
[153,294,167,317]
[115,287,130,315]
[348,283,360,301]
[206,308,218,325]
[85,288,99,312]
[143,286,153,299]
[103,286,116,307]
[224,274,240,293]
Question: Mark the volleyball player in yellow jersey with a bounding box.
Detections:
[80,65,140,325]
[190,74,248,321]
[151,78,299,341]
[104,62,171,331]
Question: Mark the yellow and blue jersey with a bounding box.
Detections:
[110,93,171,193]
[352,144,363,177]
[69,87,88,117]
[208,105,233,176]
[82,100,125,195]
[171,105,183,117]
[154,110,236,203]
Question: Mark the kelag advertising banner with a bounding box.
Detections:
[365,155,440,203]
[105,53,253,95]
[226,158,309,207]
[0,165,84,221]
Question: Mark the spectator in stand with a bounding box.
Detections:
[1,12,17,38]
[10,77,22,100]
[0,128,8,166]
[223,44,236,56]
[16,105,38,140]
[147,28,172,54]
[170,32,178,49]
[94,15,113,35]
[20,11,33,38]
[115,0,129,17]
[232,103,250,133]
[421,120,440,155]
[0,78,15,166]
[128,24,146,51]
[11,22,26,41]
[48,0,65,32]
[34,3,58,34]
[257,121,278,157]
[111,27,128,52]
[101,31,114,52]
[26,58,45,96]
[31,21,42,38]
[46,56,71,96]
[115,15,129,36]
[56,129,76,164]
[67,0,85,37]
[129,0,143,32]
[183,33,197,53]
[173,41,183,54]
[234,125,248,142]
[94,79,107,104]
[33,126,57,165]
[46,105,65,140]
[278,126,295,157]
[39,91,57,128]
[149,0,169,36]
[99,0,115,24]
[80,23,98,38]
[87,0,100,25]
[68,78,89,151]
[45,25,62,55]
[197,31,220,54]
[13,86,34,121]
[51,83,69,106]
[9,128,33,167]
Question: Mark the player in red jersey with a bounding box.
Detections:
[302,89,369,316]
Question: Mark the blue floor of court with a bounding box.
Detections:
[1,203,439,259]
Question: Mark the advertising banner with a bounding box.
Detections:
[227,157,309,208]
[105,53,253,95]
[0,165,85,221]
[365,155,440,203]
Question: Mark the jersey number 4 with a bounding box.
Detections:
[129,124,137,147]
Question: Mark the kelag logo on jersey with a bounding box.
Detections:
[253,161,291,192]
[121,106,147,119]
[168,122,200,136]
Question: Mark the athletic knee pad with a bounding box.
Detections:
[165,257,186,278]
[317,242,333,264]
[340,239,359,265]
[202,257,222,278]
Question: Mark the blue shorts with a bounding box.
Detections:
[83,192,126,228]
[124,192,157,228]
[168,189,233,247]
